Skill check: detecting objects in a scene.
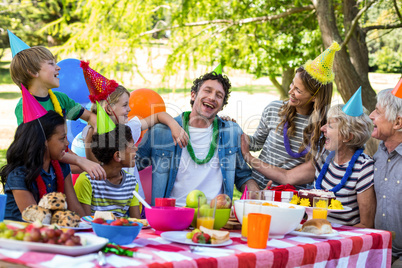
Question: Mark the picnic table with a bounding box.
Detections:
[0,222,392,268]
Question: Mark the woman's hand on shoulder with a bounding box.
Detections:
[220,115,236,123]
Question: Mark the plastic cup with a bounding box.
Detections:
[247,213,271,249]
[155,198,176,207]
[261,190,275,201]
[0,194,7,222]
[241,201,261,241]
[197,196,216,229]
[245,190,262,200]
[313,197,328,219]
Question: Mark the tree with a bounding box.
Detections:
[48,0,402,110]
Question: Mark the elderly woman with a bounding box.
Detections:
[241,104,376,228]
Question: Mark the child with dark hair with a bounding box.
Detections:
[0,111,85,221]
[74,123,140,218]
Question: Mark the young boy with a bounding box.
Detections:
[8,31,104,179]
[74,106,140,218]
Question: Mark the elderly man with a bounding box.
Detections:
[370,87,402,266]
[136,70,259,206]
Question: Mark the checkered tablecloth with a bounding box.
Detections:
[0,225,392,268]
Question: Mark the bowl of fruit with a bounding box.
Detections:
[91,218,143,245]
[145,207,195,234]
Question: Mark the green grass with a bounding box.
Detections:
[0,149,6,170]
[0,61,12,85]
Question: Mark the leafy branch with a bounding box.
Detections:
[140,5,314,36]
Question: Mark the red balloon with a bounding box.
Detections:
[129,89,166,140]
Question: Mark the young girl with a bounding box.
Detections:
[245,42,340,190]
[0,111,85,221]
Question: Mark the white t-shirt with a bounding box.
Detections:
[170,124,223,207]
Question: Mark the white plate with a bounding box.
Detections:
[81,216,151,229]
[23,220,92,230]
[160,231,233,247]
[0,233,108,256]
[305,206,352,213]
[288,229,340,239]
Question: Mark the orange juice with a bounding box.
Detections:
[197,217,214,229]
[241,215,248,238]
[313,208,328,219]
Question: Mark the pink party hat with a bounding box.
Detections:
[22,84,48,123]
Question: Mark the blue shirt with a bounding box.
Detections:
[136,113,254,205]
[4,162,71,221]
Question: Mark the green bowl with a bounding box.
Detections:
[189,208,231,230]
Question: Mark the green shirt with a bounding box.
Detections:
[15,91,84,125]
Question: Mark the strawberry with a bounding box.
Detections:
[110,220,123,226]
[92,218,106,224]
[119,218,130,225]
[191,232,211,244]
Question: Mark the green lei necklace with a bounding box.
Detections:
[182,111,219,164]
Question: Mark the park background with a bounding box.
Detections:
[0,0,401,196]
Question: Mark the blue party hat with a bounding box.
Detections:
[8,30,30,58]
[342,86,363,117]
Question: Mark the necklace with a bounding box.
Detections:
[182,111,218,164]
[315,148,364,193]
[283,122,309,158]
[36,160,65,199]
[48,89,63,117]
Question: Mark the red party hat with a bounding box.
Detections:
[22,84,48,123]
[80,61,119,103]
[391,77,402,99]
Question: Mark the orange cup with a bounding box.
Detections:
[247,213,271,249]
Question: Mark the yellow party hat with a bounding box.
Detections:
[304,42,340,85]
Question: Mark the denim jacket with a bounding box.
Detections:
[136,113,254,205]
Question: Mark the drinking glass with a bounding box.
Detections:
[155,198,176,207]
[261,190,275,201]
[241,200,261,241]
[197,196,216,229]
[313,197,328,219]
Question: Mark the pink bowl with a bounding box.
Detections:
[145,207,195,234]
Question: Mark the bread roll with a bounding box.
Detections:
[22,205,52,225]
[300,219,333,235]
[51,210,81,227]
[38,192,67,210]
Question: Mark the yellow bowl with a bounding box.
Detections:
[189,208,231,230]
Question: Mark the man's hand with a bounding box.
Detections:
[263,180,273,190]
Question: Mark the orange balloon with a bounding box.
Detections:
[128,88,166,120]
[128,88,166,140]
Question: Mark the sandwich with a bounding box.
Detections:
[94,211,116,221]
[300,219,333,235]
[199,226,230,244]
